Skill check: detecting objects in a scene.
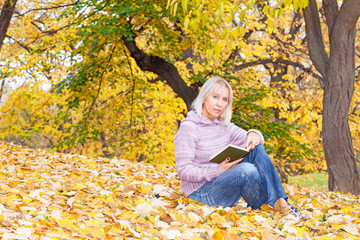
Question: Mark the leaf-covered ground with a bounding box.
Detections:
[0,142,359,239]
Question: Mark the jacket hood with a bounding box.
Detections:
[182,110,223,126]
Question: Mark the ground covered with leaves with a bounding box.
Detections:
[0,142,360,239]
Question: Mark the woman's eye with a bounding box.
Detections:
[213,95,218,99]
[223,98,228,102]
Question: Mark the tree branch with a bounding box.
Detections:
[288,11,303,37]
[5,35,33,52]
[15,1,79,16]
[122,36,196,111]
[303,0,329,77]
[14,1,101,39]
[334,0,360,34]
[233,58,322,81]
[323,0,339,38]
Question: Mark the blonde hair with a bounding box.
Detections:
[191,76,233,124]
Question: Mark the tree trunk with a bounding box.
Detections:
[304,0,360,194]
[0,79,5,101]
[322,14,360,194]
[0,0,18,52]
[100,131,110,157]
[323,72,360,193]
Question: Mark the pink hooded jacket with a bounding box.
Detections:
[174,110,264,196]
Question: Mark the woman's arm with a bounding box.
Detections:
[229,123,265,147]
[174,122,223,183]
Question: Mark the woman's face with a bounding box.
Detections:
[202,86,230,121]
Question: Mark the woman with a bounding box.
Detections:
[174,76,304,219]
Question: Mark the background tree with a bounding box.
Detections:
[302,0,360,194]
[0,0,18,101]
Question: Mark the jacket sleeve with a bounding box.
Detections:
[229,123,265,147]
[174,122,223,183]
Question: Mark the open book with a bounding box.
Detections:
[209,144,250,164]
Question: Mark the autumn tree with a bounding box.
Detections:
[301,0,360,194]
[0,0,323,168]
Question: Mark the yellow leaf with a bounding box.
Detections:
[55,218,76,229]
[184,17,189,30]
[212,231,225,240]
[118,212,139,220]
[105,196,115,203]
[80,228,106,239]
[109,225,125,235]
[173,2,178,15]
[87,161,97,167]
[214,42,222,56]
[39,218,52,227]
[85,219,108,228]
[181,0,188,11]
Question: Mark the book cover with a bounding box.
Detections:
[209,144,250,164]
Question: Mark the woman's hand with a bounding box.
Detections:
[220,157,243,172]
[245,132,261,150]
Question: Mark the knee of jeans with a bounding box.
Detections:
[253,144,266,154]
[246,165,260,179]
[235,162,259,178]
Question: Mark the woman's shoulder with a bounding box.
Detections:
[179,117,199,132]
[179,111,199,126]
[175,111,200,136]
[226,121,246,132]
[225,121,236,128]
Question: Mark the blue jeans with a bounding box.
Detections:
[188,145,288,209]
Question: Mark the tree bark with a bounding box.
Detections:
[0,0,18,52]
[122,37,196,111]
[304,0,360,194]
[303,0,329,76]
[0,79,5,105]
[100,131,110,157]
